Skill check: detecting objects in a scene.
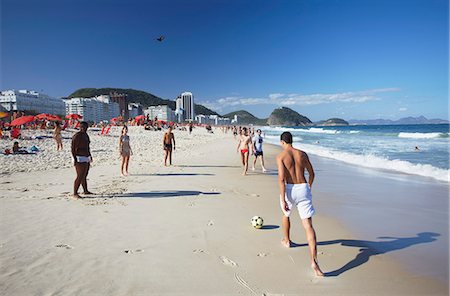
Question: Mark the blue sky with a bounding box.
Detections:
[1,0,448,121]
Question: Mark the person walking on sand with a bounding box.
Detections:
[252,129,267,172]
[54,121,63,151]
[276,131,324,276]
[71,121,93,199]
[163,126,176,166]
[237,127,252,175]
[119,126,132,176]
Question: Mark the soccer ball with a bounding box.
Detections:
[251,216,264,229]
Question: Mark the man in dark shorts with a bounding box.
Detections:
[163,126,176,166]
[71,121,93,199]
[252,129,267,172]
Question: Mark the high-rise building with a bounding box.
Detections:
[109,92,129,119]
[0,90,65,115]
[181,92,195,122]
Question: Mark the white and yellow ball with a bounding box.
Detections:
[251,216,264,229]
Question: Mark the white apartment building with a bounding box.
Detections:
[195,114,231,125]
[0,89,65,115]
[128,103,143,118]
[64,95,120,122]
[144,105,175,122]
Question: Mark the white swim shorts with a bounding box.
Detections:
[280,183,315,219]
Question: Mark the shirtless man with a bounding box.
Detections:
[236,127,252,175]
[71,121,93,199]
[163,126,176,166]
[276,131,324,276]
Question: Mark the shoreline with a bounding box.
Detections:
[0,128,448,295]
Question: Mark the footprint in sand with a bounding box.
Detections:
[234,273,258,295]
[124,249,144,254]
[193,249,208,254]
[220,256,238,267]
[257,252,269,257]
[248,193,260,198]
[207,220,214,226]
[55,244,73,249]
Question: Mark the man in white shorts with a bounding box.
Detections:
[276,131,324,276]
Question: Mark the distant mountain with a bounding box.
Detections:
[315,118,349,126]
[222,110,267,125]
[68,88,219,116]
[348,116,449,125]
[267,107,312,126]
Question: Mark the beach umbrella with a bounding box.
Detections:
[110,117,118,122]
[135,115,145,121]
[10,115,35,126]
[66,113,83,120]
[0,111,9,119]
[47,115,62,121]
[35,113,51,120]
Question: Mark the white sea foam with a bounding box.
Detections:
[398,132,446,139]
[264,137,449,182]
[349,130,360,134]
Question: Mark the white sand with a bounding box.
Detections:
[0,127,448,295]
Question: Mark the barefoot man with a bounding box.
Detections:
[276,131,324,276]
[237,127,252,175]
[71,121,93,199]
[163,126,176,166]
[252,129,267,172]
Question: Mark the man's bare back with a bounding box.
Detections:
[277,147,314,186]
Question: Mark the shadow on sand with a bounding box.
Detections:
[175,165,240,168]
[152,173,215,176]
[259,225,280,230]
[113,190,221,199]
[293,232,440,276]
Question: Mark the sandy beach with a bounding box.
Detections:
[0,126,448,295]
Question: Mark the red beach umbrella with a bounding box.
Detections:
[66,113,83,120]
[111,117,118,122]
[135,115,145,121]
[10,115,35,126]
[35,113,51,120]
[47,115,62,121]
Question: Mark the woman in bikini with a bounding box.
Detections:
[119,126,132,176]
[236,127,253,175]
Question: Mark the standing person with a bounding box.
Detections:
[276,131,324,276]
[236,127,252,175]
[252,129,267,172]
[119,126,132,176]
[189,122,193,134]
[163,126,176,166]
[71,121,93,199]
[53,121,63,151]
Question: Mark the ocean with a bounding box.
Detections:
[261,124,449,183]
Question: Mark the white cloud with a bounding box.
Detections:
[399,107,408,112]
[201,88,401,111]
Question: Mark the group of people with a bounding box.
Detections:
[236,127,267,175]
[71,122,177,194]
[71,122,323,276]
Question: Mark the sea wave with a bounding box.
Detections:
[265,138,449,182]
[398,132,448,139]
[263,127,340,134]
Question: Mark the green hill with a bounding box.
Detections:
[222,110,267,125]
[68,88,219,116]
[267,107,312,126]
[316,118,349,126]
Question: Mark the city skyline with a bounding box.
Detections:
[1,0,448,121]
